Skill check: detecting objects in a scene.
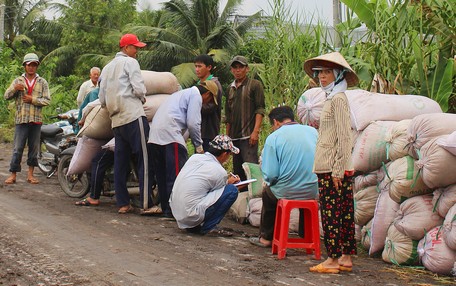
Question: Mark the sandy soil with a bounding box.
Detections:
[0,143,452,286]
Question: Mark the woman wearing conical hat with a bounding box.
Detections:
[304,52,359,274]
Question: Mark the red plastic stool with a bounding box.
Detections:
[272,199,321,260]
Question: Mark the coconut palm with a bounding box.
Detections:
[129,0,261,87]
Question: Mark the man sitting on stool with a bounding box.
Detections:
[250,106,318,247]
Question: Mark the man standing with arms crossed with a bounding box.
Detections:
[225,55,265,184]
[98,33,153,215]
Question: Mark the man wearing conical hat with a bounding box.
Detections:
[304,52,359,274]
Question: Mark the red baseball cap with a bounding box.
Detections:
[119,34,146,48]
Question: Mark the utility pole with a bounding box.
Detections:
[332,0,342,48]
[0,0,5,43]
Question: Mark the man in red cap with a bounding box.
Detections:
[98,34,154,215]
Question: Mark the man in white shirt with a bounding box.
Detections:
[170,135,240,236]
[76,67,100,107]
[98,34,153,215]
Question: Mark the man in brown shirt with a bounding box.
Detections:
[225,55,265,183]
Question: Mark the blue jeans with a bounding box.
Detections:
[200,184,239,234]
[9,123,41,172]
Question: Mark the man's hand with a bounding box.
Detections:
[195,145,204,154]
[14,83,25,92]
[22,94,33,104]
[227,173,240,185]
[249,130,259,146]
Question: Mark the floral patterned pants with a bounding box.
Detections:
[317,173,357,258]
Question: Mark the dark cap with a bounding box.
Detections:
[229,55,248,67]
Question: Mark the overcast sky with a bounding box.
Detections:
[138,0,335,24]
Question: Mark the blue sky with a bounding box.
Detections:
[138,0,335,24]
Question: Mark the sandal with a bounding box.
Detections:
[75,198,99,207]
[249,237,271,248]
[339,265,353,272]
[140,205,163,216]
[4,177,16,184]
[206,228,233,237]
[118,205,133,214]
[309,263,340,274]
[27,177,39,184]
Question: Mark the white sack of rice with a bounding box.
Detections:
[432,185,456,218]
[406,113,456,159]
[354,185,379,226]
[385,156,431,203]
[143,93,171,122]
[393,195,443,240]
[442,204,456,251]
[369,187,400,255]
[101,137,115,152]
[141,70,180,95]
[246,198,262,227]
[382,224,420,266]
[385,119,412,161]
[418,226,456,275]
[77,105,114,140]
[353,171,378,194]
[352,121,395,173]
[346,91,442,131]
[417,135,456,189]
[296,88,326,128]
[437,130,456,156]
[67,135,107,176]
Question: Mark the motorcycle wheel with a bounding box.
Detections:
[37,143,56,176]
[58,154,90,198]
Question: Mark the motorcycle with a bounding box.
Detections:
[37,109,79,177]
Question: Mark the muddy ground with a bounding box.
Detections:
[0,143,453,286]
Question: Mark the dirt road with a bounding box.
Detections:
[0,143,451,286]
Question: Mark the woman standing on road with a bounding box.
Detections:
[304,52,358,274]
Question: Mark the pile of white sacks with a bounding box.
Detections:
[297,88,456,276]
[66,71,180,176]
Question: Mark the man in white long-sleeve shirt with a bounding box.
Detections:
[149,80,218,218]
[170,135,240,236]
[98,33,153,215]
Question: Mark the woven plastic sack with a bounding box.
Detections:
[393,195,443,240]
[144,94,171,122]
[227,191,249,224]
[354,185,379,226]
[442,204,456,251]
[67,135,107,176]
[352,121,395,173]
[353,172,378,194]
[385,156,431,204]
[437,130,456,156]
[361,219,373,251]
[418,226,456,275]
[346,91,442,132]
[296,88,326,128]
[382,224,419,266]
[385,119,412,161]
[242,162,264,199]
[406,113,456,159]
[369,187,400,255]
[141,70,180,95]
[417,136,456,189]
[77,105,114,140]
[432,185,456,218]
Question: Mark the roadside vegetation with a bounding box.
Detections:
[0,0,454,145]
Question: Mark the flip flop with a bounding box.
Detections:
[309,263,340,274]
[140,205,163,216]
[75,198,99,207]
[339,265,353,272]
[4,177,16,184]
[27,177,39,184]
[249,237,271,248]
[118,205,133,214]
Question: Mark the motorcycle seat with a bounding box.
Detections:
[41,124,63,137]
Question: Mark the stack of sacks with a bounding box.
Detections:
[296,89,442,132]
[418,225,456,275]
[72,71,179,176]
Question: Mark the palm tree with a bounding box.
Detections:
[130,0,261,87]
